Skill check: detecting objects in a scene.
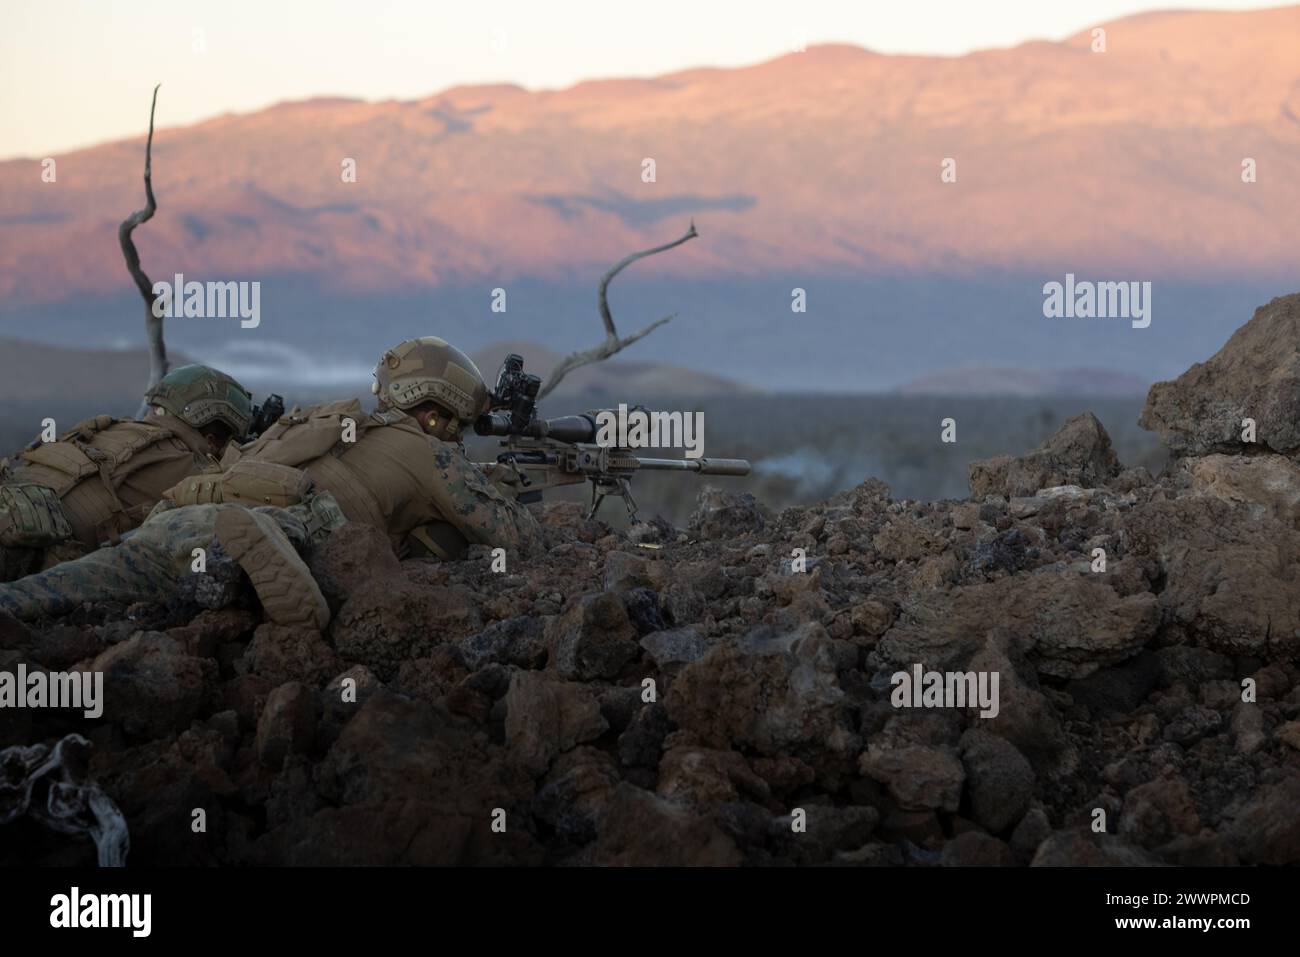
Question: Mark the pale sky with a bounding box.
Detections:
[0,0,1279,159]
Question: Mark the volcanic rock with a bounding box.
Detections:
[969,412,1122,499]
[1140,293,1300,456]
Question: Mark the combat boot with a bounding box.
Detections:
[214,507,330,629]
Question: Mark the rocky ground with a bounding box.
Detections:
[3,294,1300,867]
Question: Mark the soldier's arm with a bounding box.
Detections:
[425,441,542,558]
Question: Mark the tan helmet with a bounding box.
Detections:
[371,337,489,430]
[145,364,253,440]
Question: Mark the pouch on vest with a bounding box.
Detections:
[19,417,191,501]
[165,460,311,508]
[238,399,368,467]
[0,483,75,548]
[222,460,312,506]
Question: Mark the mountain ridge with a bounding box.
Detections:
[2,5,1297,309]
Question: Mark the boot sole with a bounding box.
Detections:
[215,508,330,630]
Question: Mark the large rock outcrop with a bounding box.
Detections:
[1140,293,1300,457]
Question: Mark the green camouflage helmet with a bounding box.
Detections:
[145,364,253,439]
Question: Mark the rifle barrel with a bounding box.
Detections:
[632,456,751,476]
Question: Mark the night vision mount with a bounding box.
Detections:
[477,353,541,436]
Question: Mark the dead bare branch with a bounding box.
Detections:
[119,84,164,417]
[537,220,698,400]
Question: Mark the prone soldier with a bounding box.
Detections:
[0,364,253,582]
[0,338,541,628]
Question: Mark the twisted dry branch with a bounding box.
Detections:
[118,84,165,417]
[536,220,698,401]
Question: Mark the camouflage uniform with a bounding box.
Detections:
[0,494,344,623]
[219,397,542,560]
[0,365,252,582]
[0,396,541,624]
[0,414,222,581]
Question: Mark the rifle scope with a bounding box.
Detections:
[474,412,598,443]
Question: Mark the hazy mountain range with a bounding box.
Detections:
[0,336,1147,414]
[0,337,752,409]
[1,5,1296,393]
